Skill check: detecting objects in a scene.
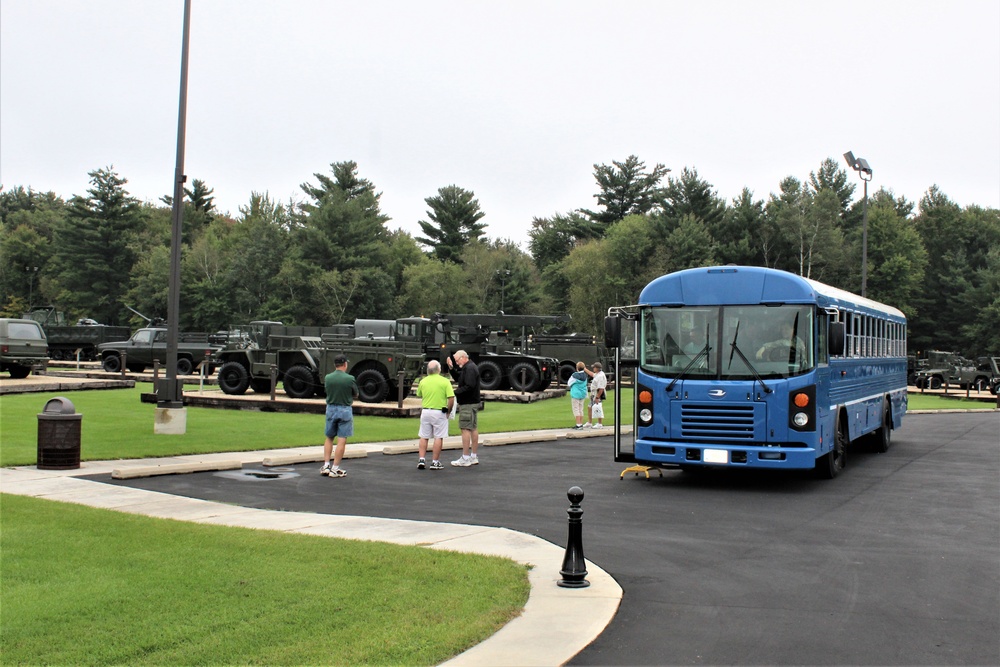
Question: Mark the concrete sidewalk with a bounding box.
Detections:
[1,427,624,667]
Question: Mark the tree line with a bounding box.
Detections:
[2,156,998,357]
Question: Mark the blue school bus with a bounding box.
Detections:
[605,266,907,478]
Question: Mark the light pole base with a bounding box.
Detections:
[154,406,187,435]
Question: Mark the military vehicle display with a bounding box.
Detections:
[97,328,222,375]
[519,332,612,384]
[392,313,561,392]
[213,320,425,402]
[22,306,130,361]
[953,356,1000,392]
[912,350,973,390]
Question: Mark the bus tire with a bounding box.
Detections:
[873,401,892,453]
[816,418,847,479]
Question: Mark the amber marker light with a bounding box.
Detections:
[793,393,810,408]
[639,390,653,403]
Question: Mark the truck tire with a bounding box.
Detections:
[283,364,318,399]
[478,360,504,391]
[508,362,540,392]
[929,376,942,390]
[176,357,194,376]
[8,365,31,379]
[355,368,390,403]
[559,363,576,385]
[102,354,122,373]
[218,361,250,395]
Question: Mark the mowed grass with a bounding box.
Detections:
[0,384,633,466]
[0,494,529,666]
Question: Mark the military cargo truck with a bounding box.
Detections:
[393,313,560,392]
[23,306,130,361]
[213,320,425,402]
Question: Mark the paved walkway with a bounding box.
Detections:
[1,428,624,667]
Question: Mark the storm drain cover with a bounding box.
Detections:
[214,468,300,482]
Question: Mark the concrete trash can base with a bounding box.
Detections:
[37,397,82,470]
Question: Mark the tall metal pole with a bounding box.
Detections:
[158,0,191,409]
[861,173,870,298]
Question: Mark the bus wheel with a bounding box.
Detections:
[873,402,892,453]
[817,419,847,479]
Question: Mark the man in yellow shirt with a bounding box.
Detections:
[415,359,455,470]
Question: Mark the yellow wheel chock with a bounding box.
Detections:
[620,464,663,480]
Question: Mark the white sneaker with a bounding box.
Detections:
[582,422,591,428]
[591,423,604,429]
[451,456,473,467]
[320,463,332,476]
[469,455,479,465]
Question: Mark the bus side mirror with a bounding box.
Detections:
[604,316,621,348]
[829,322,845,356]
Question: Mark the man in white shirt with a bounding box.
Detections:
[585,362,608,428]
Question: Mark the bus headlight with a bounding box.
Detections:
[639,408,652,423]
[792,412,809,427]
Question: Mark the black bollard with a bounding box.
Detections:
[558,485,590,588]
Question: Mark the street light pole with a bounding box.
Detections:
[843,151,873,298]
[495,270,511,312]
[25,266,38,308]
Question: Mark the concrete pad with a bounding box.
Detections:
[381,438,465,455]
[482,433,559,446]
[193,508,350,531]
[294,515,495,546]
[111,459,243,479]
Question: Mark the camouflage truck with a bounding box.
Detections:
[23,306,130,361]
[952,356,1000,392]
[213,321,425,402]
[913,350,971,389]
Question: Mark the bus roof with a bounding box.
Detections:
[638,266,905,319]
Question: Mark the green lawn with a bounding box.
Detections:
[1,494,529,666]
[0,385,633,466]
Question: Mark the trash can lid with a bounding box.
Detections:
[42,396,76,414]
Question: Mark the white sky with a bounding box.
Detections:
[2,1,998,249]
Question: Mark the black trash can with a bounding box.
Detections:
[37,397,82,470]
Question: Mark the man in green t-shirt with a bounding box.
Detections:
[321,355,359,478]
[415,359,455,470]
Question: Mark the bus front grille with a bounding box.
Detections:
[679,403,757,441]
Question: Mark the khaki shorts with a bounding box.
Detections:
[458,403,479,430]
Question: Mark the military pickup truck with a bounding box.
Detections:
[213,321,425,402]
[953,356,1000,392]
[97,328,222,375]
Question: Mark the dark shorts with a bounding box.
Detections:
[325,404,354,438]
[458,403,479,431]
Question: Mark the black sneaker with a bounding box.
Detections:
[417,458,426,470]
[429,460,444,470]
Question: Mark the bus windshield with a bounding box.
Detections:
[640,305,815,380]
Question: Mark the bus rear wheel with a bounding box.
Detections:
[816,419,847,479]
[873,402,892,453]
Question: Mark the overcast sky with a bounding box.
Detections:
[2,1,998,249]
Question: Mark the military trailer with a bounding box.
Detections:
[213,321,425,402]
[23,306,130,361]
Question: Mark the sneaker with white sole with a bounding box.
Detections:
[451,457,473,467]
[582,422,591,428]
[429,460,444,470]
[417,458,426,470]
[591,423,604,429]
[330,468,347,477]
[469,455,479,465]
[320,463,332,476]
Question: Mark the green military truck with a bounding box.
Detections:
[953,356,1000,392]
[97,328,222,375]
[0,318,49,378]
[23,306,131,361]
[213,321,425,402]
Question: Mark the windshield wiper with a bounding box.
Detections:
[667,323,711,391]
[727,320,772,394]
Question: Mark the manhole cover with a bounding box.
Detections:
[214,468,300,482]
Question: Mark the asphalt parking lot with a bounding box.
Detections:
[95,411,1000,666]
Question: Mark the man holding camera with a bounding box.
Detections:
[415,359,455,471]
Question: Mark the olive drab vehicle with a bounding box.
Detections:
[23,306,130,361]
[393,313,561,392]
[213,321,425,403]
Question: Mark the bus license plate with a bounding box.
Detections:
[704,449,728,464]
